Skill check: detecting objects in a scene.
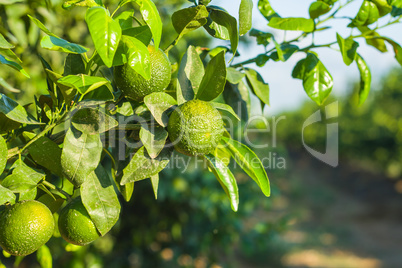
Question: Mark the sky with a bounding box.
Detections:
[210,0,402,115]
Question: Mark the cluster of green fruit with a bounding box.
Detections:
[0,45,224,257]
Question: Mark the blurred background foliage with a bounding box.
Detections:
[1,0,402,267]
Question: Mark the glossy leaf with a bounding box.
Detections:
[150,174,159,199]
[64,54,86,75]
[268,17,315,32]
[204,154,239,212]
[0,55,29,78]
[358,26,387,52]
[45,69,76,104]
[2,174,38,193]
[58,74,110,95]
[122,25,153,46]
[245,68,269,105]
[86,7,122,67]
[120,147,170,185]
[71,108,118,135]
[40,35,88,54]
[0,135,7,175]
[356,54,371,105]
[177,45,204,103]
[61,127,102,186]
[336,33,359,66]
[196,51,227,101]
[309,1,331,19]
[221,136,270,197]
[210,102,240,121]
[249,29,273,47]
[226,67,245,84]
[0,185,15,205]
[270,44,299,62]
[223,81,250,122]
[138,0,162,49]
[0,93,41,124]
[0,33,13,49]
[258,0,279,20]
[29,137,63,177]
[292,53,333,106]
[172,5,209,37]
[353,1,380,26]
[113,35,151,80]
[28,15,57,37]
[389,0,402,16]
[81,165,121,236]
[371,36,402,66]
[114,10,134,30]
[144,92,177,127]
[140,126,168,159]
[204,8,239,58]
[239,0,253,36]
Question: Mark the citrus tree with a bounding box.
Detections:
[0,0,401,264]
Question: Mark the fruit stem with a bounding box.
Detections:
[42,180,72,202]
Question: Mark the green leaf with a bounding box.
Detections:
[62,0,99,9]
[140,126,168,159]
[0,135,7,175]
[150,174,159,199]
[37,193,65,214]
[81,165,121,236]
[357,26,388,52]
[122,25,153,46]
[58,74,110,95]
[0,93,41,124]
[210,102,240,121]
[120,146,170,185]
[258,0,279,20]
[245,68,269,105]
[226,67,245,84]
[2,174,38,193]
[40,35,89,54]
[221,136,270,197]
[356,54,371,105]
[353,1,380,26]
[36,245,52,268]
[0,33,13,49]
[28,15,57,37]
[29,15,88,54]
[292,53,333,105]
[0,185,15,205]
[389,0,402,16]
[249,29,273,47]
[144,92,177,127]
[61,127,102,187]
[239,0,253,36]
[64,54,86,76]
[268,17,315,32]
[336,33,359,66]
[196,51,227,101]
[309,1,331,19]
[177,45,204,104]
[28,137,63,177]
[10,161,45,184]
[114,173,134,202]
[370,36,402,66]
[0,55,29,78]
[204,154,239,212]
[270,44,299,62]
[71,108,118,135]
[45,69,76,104]
[86,7,122,67]
[125,0,162,49]
[114,10,134,30]
[223,81,250,122]
[205,8,239,60]
[172,5,209,37]
[113,35,151,80]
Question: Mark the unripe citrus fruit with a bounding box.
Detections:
[114,45,171,102]
[0,200,55,256]
[167,100,224,156]
[58,197,100,246]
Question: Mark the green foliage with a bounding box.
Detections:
[0,0,401,263]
